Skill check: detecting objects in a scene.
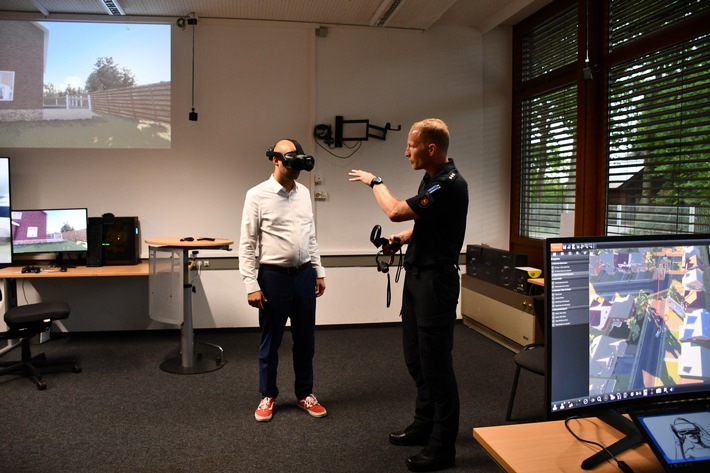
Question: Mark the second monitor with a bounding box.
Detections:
[11,208,88,268]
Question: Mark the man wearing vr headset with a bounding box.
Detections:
[238,139,327,423]
[349,119,468,472]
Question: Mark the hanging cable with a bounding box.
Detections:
[188,13,198,120]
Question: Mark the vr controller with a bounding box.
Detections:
[266,139,315,172]
[370,225,402,273]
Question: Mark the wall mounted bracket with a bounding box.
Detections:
[333,115,401,147]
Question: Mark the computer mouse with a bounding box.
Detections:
[60,267,68,272]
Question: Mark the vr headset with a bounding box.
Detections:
[265,139,315,171]
[370,225,402,273]
[370,225,403,308]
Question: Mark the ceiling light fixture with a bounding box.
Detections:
[30,0,49,17]
[370,0,407,27]
[100,0,125,16]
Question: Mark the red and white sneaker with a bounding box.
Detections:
[255,397,275,422]
[298,394,327,418]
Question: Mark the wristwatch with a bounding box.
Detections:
[370,176,383,188]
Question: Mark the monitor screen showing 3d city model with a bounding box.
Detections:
[11,208,88,265]
[545,233,710,421]
[0,157,11,266]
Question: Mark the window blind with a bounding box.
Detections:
[518,3,577,239]
[609,0,710,50]
[520,85,578,239]
[607,36,710,235]
[521,7,577,81]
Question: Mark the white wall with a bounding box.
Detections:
[1,19,511,330]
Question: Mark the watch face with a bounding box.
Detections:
[372,177,383,186]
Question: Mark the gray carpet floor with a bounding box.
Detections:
[0,322,544,472]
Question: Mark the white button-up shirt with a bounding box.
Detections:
[238,175,325,294]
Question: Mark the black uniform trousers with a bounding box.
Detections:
[401,264,460,453]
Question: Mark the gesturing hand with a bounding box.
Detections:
[348,169,375,186]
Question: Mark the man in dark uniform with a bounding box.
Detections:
[349,118,468,472]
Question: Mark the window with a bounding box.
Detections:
[606,3,710,235]
[519,85,577,239]
[514,2,577,240]
[512,0,710,256]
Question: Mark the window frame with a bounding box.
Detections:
[511,0,710,268]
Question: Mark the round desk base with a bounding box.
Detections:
[160,356,225,374]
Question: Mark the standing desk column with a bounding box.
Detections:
[146,238,233,374]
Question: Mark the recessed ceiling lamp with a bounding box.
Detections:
[100,0,125,16]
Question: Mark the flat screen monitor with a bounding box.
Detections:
[11,208,88,267]
[0,157,10,266]
[545,233,710,467]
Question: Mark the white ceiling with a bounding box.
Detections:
[0,0,551,33]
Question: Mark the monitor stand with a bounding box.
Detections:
[53,252,77,271]
[581,409,644,470]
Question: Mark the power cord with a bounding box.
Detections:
[313,127,363,159]
[564,416,634,473]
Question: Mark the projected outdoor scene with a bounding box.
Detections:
[0,21,170,149]
[588,245,710,398]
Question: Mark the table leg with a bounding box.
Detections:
[159,250,225,374]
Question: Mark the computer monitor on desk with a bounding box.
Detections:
[544,233,710,467]
[11,208,88,269]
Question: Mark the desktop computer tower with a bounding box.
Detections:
[87,216,141,266]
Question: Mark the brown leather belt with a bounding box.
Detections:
[260,262,311,275]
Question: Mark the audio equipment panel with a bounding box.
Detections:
[465,244,483,277]
[467,245,528,290]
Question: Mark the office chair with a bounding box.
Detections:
[0,301,81,390]
[505,294,545,421]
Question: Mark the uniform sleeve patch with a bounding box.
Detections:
[419,193,434,208]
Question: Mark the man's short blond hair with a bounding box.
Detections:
[413,118,449,153]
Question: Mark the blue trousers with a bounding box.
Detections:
[401,265,460,452]
[257,265,316,399]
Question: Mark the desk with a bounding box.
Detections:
[0,263,148,280]
[0,263,149,355]
[145,238,233,375]
[473,418,663,473]
[528,277,544,287]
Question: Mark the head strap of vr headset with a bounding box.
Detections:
[266,139,303,161]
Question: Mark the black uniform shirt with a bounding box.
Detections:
[404,159,469,269]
